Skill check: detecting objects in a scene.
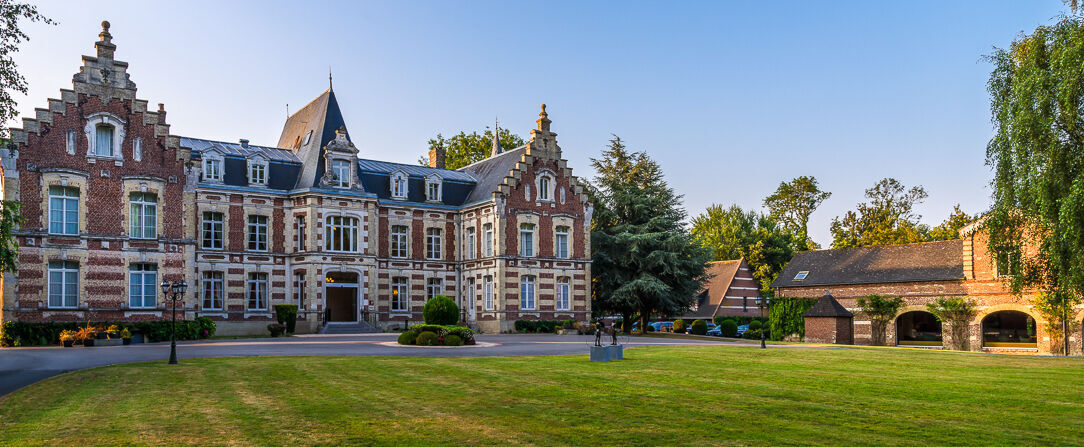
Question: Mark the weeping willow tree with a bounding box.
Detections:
[985,13,1084,356]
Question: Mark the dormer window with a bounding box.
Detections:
[425,174,442,202]
[536,171,556,202]
[95,124,114,156]
[391,171,408,199]
[203,154,223,182]
[331,159,351,188]
[248,157,268,186]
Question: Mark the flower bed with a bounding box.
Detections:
[396,324,475,346]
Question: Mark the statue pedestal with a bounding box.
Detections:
[590,345,610,362]
[607,344,623,360]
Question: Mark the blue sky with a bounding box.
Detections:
[8,1,1068,245]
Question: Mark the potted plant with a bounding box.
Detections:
[267,323,285,337]
[59,330,77,347]
[77,326,96,347]
[106,325,121,339]
[120,328,132,345]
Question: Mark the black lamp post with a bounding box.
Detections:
[160,280,188,365]
[757,296,770,349]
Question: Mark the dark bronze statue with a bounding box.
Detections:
[611,324,618,345]
[594,320,603,347]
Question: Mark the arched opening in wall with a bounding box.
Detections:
[325,271,359,323]
[896,311,942,346]
[982,311,1037,348]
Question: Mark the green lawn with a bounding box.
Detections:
[1,346,1082,446]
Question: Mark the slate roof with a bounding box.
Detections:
[802,293,853,318]
[356,159,477,206]
[180,137,301,163]
[771,239,964,289]
[276,89,348,152]
[459,145,527,204]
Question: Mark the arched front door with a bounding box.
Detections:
[325,272,359,323]
[896,311,942,346]
[982,311,1037,348]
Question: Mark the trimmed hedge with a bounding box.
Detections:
[720,319,738,337]
[673,319,687,333]
[513,320,576,333]
[748,320,763,331]
[423,295,459,325]
[415,331,438,346]
[274,304,298,333]
[444,334,463,346]
[767,297,818,341]
[690,319,708,335]
[397,331,415,345]
[397,324,475,346]
[0,318,217,347]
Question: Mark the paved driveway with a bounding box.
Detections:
[0,333,778,396]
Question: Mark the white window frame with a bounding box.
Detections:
[483,223,493,257]
[65,129,77,155]
[248,215,268,251]
[84,112,125,160]
[128,263,158,309]
[427,278,442,300]
[391,225,409,259]
[48,260,79,309]
[248,156,268,186]
[483,275,493,311]
[520,275,536,310]
[202,152,223,182]
[464,227,476,260]
[391,276,408,311]
[132,136,143,161]
[425,174,442,202]
[293,272,306,309]
[391,171,408,199]
[556,277,571,311]
[331,159,351,188]
[555,226,570,259]
[296,216,307,251]
[48,186,79,235]
[248,272,269,310]
[129,192,158,239]
[426,227,442,260]
[202,271,224,310]
[520,223,535,257]
[202,211,224,249]
[325,215,359,252]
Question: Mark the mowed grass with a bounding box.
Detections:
[1,346,1083,446]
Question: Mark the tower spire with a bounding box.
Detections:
[328,66,333,91]
[491,117,503,157]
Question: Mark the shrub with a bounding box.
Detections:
[645,324,656,332]
[767,297,817,341]
[195,317,216,339]
[690,319,707,335]
[748,320,763,331]
[416,331,438,346]
[720,320,738,337]
[673,319,687,333]
[856,294,904,346]
[268,323,285,337]
[423,295,459,325]
[274,304,299,333]
[444,334,463,346]
[713,316,728,326]
[397,331,415,345]
[0,320,217,346]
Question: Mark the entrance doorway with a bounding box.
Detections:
[325,272,359,323]
[982,310,1037,348]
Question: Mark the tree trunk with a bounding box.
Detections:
[640,309,650,336]
[621,311,632,334]
[871,320,886,346]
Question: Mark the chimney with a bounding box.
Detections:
[239,139,250,148]
[157,103,166,124]
[429,144,446,169]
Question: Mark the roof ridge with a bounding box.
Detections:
[800,238,961,255]
[457,144,528,171]
[356,157,477,175]
[179,136,290,152]
[287,88,331,121]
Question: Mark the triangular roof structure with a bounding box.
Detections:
[277,89,350,187]
[802,292,853,318]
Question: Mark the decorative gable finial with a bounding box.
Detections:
[329,66,333,91]
[491,117,503,157]
[96,20,116,59]
[536,104,551,132]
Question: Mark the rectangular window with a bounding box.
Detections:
[520,275,536,310]
[428,182,440,201]
[325,216,358,252]
[539,176,550,200]
[202,211,223,249]
[391,225,408,258]
[247,215,268,251]
[202,271,224,310]
[483,223,493,257]
[129,192,158,239]
[296,216,307,251]
[391,276,408,311]
[427,278,442,300]
[48,186,79,235]
[95,124,113,156]
[203,158,221,181]
[247,272,268,310]
[464,227,476,260]
[426,228,442,260]
[249,162,266,185]
[555,226,569,259]
[331,159,351,187]
[47,260,79,308]
[519,223,534,257]
[128,263,158,309]
[556,277,570,311]
[483,275,494,311]
[997,251,1020,277]
[293,272,306,309]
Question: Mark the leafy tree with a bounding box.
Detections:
[590,135,711,334]
[422,295,459,325]
[985,14,1084,356]
[763,176,831,250]
[417,127,525,170]
[926,297,976,351]
[0,3,49,274]
[855,294,903,346]
[691,204,795,296]
[928,204,975,241]
[829,178,930,248]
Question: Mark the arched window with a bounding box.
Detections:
[982,311,1037,348]
[95,124,114,157]
[325,215,359,252]
[84,112,125,159]
[896,311,942,346]
[536,171,556,202]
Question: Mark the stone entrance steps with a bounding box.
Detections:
[319,320,380,334]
